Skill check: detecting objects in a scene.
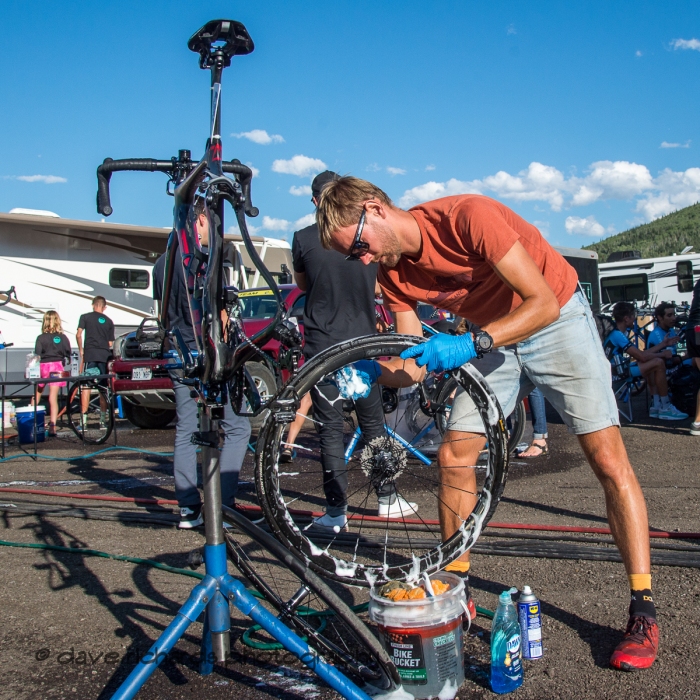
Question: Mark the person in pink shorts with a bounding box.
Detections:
[34,311,71,437]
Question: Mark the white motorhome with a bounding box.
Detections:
[599,252,700,308]
[0,210,292,390]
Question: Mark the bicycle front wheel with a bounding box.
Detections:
[66,379,114,445]
[255,334,508,586]
[222,505,399,691]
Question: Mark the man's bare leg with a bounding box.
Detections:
[578,426,658,671]
[437,429,484,565]
[577,426,650,573]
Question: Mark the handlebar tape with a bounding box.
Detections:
[96,158,174,217]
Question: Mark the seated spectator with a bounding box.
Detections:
[606,302,688,420]
[647,302,683,368]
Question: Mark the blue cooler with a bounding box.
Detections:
[16,406,46,443]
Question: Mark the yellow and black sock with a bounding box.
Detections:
[628,574,656,618]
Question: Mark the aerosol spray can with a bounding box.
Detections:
[518,586,543,659]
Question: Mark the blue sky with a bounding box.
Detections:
[1,1,699,249]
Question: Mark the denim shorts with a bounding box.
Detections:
[447,290,620,436]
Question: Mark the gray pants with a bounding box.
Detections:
[172,378,252,509]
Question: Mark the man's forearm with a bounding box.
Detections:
[482,293,560,347]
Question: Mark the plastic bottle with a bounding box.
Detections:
[490,589,523,694]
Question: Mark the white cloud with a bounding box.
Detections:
[246,162,260,178]
[366,163,382,172]
[387,167,406,176]
[399,178,482,208]
[425,164,436,171]
[565,215,606,237]
[569,160,653,206]
[294,213,316,229]
[506,23,516,35]
[289,185,312,196]
[533,220,550,238]
[635,167,700,220]
[260,216,291,232]
[482,162,567,210]
[232,129,284,145]
[660,140,691,149]
[672,38,700,51]
[272,155,326,177]
[635,50,643,57]
[398,159,700,223]
[13,174,67,184]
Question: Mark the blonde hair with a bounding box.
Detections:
[42,310,62,334]
[316,176,393,249]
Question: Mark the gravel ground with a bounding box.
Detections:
[0,395,698,700]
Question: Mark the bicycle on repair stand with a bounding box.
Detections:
[95,20,398,700]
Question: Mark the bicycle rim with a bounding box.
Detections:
[67,381,114,445]
[222,506,399,691]
[255,334,508,586]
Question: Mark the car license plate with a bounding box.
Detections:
[132,367,152,381]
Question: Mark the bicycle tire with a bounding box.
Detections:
[66,380,114,445]
[222,505,400,691]
[432,375,526,454]
[255,334,508,586]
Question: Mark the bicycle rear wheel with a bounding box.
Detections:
[222,505,399,691]
[66,379,114,445]
[255,334,508,586]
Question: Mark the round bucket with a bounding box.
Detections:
[369,572,466,699]
[16,406,46,444]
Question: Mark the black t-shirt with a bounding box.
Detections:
[78,311,114,363]
[34,332,71,364]
[292,223,378,358]
[688,278,700,327]
[153,249,196,350]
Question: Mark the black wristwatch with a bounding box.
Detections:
[473,331,494,358]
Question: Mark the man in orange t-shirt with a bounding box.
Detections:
[316,176,658,672]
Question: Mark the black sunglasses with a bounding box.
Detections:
[345,209,370,261]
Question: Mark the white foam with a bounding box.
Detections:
[437,677,460,700]
[369,684,415,700]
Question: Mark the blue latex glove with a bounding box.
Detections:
[353,360,382,383]
[399,333,477,373]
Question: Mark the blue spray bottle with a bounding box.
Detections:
[490,588,523,694]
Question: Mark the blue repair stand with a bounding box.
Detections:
[111,404,371,700]
[344,424,432,465]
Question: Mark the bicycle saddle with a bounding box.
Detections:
[188,20,254,68]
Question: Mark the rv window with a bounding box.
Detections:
[109,269,150,290]
[600,274,649,304]
[676,261,694,294]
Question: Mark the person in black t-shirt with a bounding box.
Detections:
[153,200,251,529]
[291,171,418,531]
[34,310,71,436]
[688,278,700,435]
[77,296,115,426]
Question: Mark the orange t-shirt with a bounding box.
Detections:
[378,195,578,327]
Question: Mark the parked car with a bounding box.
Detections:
[110,285,305,429]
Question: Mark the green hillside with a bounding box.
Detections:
[583,202,700,262]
